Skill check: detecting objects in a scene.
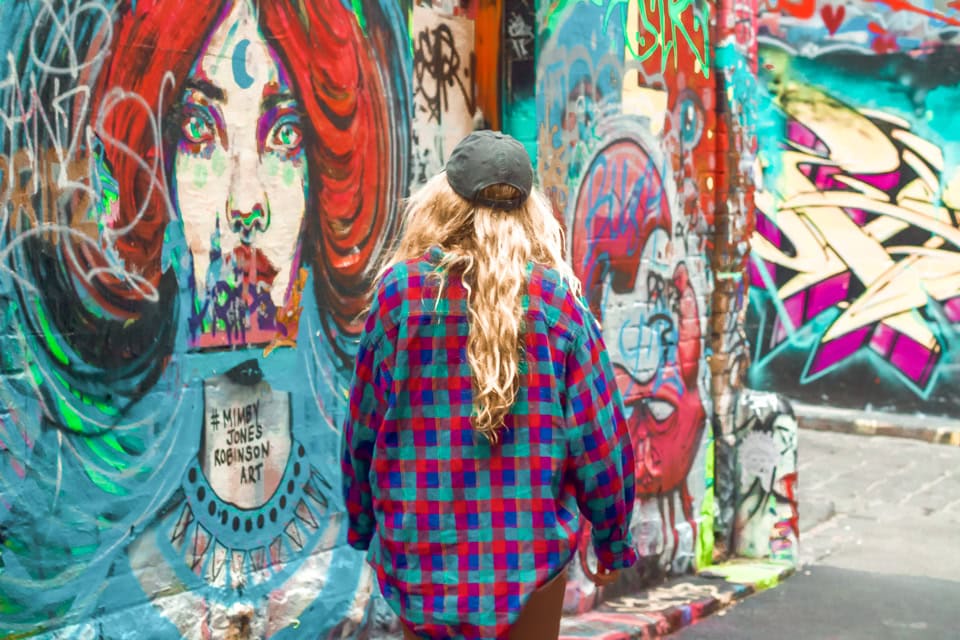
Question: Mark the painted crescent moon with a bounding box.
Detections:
[232,38,254,89]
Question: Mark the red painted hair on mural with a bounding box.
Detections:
[87,0,393,331]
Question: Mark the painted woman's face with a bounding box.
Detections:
[173,0,307,349]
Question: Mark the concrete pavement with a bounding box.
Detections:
[672,567,960,639]
[797,428,960,580]
[673,429,960,638]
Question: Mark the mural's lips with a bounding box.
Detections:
[232,245,279,283]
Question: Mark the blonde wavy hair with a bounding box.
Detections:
[371,172,581,442]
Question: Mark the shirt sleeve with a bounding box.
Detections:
[340,286,392,552]
[564,305,638,571]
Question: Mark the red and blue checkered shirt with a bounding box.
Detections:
[341,248,636,638]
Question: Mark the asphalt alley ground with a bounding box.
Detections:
[674,429,960,639]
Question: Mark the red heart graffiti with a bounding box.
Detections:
[821,4,846,35]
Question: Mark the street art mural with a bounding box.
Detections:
[728,390,798,564]
[502,0,537,163]
[0,0,783,636]
[758,0,960,56]
[747,1,960,415]
[0,0,410,637]
[571,126,708,575]
[711,0,762,553]
[410,0,480,185]
[536,0,716,610]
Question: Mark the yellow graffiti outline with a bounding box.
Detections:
[754,86,960,356]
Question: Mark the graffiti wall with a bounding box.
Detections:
[410,0,480,185]
[710,0,762,550]
[536,0,718,609]
[0,0,410,637]
[729,390,798,564]
[747,1,960,415]
[0,0,773,636]
[502,0,537,163]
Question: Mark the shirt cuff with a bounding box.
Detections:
[347,527,373,551]
[595,539,638,571]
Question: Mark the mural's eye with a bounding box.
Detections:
[270,121,303,153]
[182,114,214,145]
[645,398,676,423]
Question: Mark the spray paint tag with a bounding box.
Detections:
[201,372,292,509]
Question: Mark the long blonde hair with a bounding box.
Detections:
[372,173,581,442]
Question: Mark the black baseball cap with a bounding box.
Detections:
[445,130,534,210]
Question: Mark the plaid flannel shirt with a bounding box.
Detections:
[341,248,636,639]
